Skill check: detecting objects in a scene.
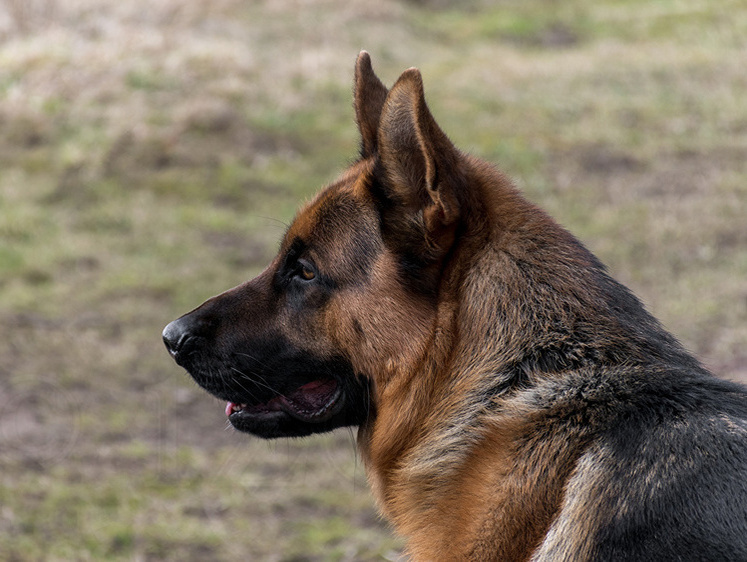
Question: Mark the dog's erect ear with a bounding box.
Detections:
[377,68,461,253]
[354,51,389,158]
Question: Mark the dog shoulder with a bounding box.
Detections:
[528,370,747,561]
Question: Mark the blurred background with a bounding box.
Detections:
[0,0,745,560]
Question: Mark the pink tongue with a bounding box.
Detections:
[225,402,240,417]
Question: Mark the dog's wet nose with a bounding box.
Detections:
[163,311,217,364]
[162,319,188,358]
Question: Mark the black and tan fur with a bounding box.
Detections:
[164,53,747,560]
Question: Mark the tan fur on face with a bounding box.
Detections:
[326,250,434,387]
[278,161,437,375]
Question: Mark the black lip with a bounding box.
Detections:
[228,384,344,427]
[226,390,354,439]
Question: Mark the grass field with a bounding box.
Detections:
[1,0,745,560]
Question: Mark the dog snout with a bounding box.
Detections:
[162,318,190,359]
[163,307,219,365]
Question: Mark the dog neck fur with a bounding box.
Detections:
[352,52,702,560]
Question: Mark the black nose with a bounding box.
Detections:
[163,311,217,364]
[162,319,188,358]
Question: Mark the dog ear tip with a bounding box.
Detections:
[356,51,372,70]
[390,67,424,96]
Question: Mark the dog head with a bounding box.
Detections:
[163,52,471,438]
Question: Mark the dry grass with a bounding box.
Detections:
[0,0,745,559]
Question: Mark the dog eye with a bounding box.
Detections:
[297,261,316,281]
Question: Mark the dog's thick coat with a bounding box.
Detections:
[164,53,747,560]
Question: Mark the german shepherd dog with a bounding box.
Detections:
[163,52,747,560]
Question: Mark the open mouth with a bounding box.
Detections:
[225,378,342,426]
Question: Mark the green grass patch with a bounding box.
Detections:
[0,0,744,559]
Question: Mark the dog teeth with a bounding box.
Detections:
[225,402,247,417]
